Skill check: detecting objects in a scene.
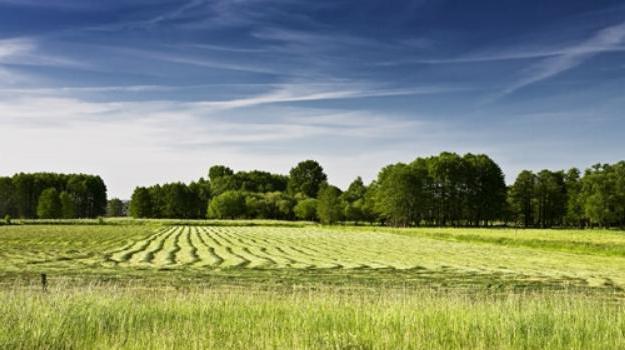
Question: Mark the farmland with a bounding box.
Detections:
[2,222,625,349]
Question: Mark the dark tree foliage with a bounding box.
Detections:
[106,198,125,217]
[157,183,198,219]
[509,170,537,227]
[427,152,465,226]
[564,168,583,227]
[0,173,107,219]
[371,152,507,227]
[129,183,207,219]
[188,178,211,218]
[288,160,327,198]
[0,177,16,218]
[462,154,507,226]
[535,170,567,228]
[129,187,153,218]
[579,162,625,227]
[208,165,234,183]
[507,162,625,228]
[209,166,287,196]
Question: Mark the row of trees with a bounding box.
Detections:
[128,155,507,226]
[508,163,625,227]
[128,154,625,228]
[5,154,613,226]
[0,173,107,219]
[129,161,327,220]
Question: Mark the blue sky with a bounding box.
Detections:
[1,0,624,198]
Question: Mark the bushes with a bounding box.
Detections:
[294,198,318,221]
[207,191,247,219]
[208,191,297,220]
[36,188,62,219]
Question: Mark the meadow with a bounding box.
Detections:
[2,222,625,349]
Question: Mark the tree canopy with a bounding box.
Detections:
[287,160,327,198]
[0,173,107,219]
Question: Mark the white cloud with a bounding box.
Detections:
[0,37,89,87]
[0,38,34,59]
[0,93,431,197]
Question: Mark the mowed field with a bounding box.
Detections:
[3,224,625,288]
[2,223,625,349]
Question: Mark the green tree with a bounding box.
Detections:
[509,170,536,227]
[341,177,368,223]
[0,177,16,218]
[535,170,567,228]
[207,191,246,219]
[462,154,507,226]
[189,178,211,218]
[106,198,125,217]
[160,183,197,218]
[288,160,327,198]
[374,162,430,227]
[37,188,62,219]
[60,191,77,218]
[316,185,343,224]
[294,198,318,221]
[580,164,619,227]
[208,165,234,183]
[564,168,584,227]
[342,177,367,203]
[361,182,380,224]
[343,201,364,223]
[427,152,465,226]
[129,187,153,218]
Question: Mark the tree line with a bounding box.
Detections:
[0,173,107,219]
[128,153,625,228]
[508,163,625,228]
[3,154,623,227]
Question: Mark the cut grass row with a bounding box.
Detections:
[4,224,625,291]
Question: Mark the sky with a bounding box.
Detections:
[0,0,624,199]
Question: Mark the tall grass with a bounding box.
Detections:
[1,287,624,349]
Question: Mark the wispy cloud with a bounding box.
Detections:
[383,45,625,65]
[193,83,463,111]
[0,37,87,68]
[498,21,625,96]
[0,92,426,149]
[0,38,33,59]
[107,46,283,75]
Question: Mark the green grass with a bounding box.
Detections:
[2,222,625,348]
[3,224,625,289]
[379,227,625,257]
[2,287,624,349]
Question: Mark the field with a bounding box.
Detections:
[2,222,625,349]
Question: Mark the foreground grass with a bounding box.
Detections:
[2,287,624,350]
